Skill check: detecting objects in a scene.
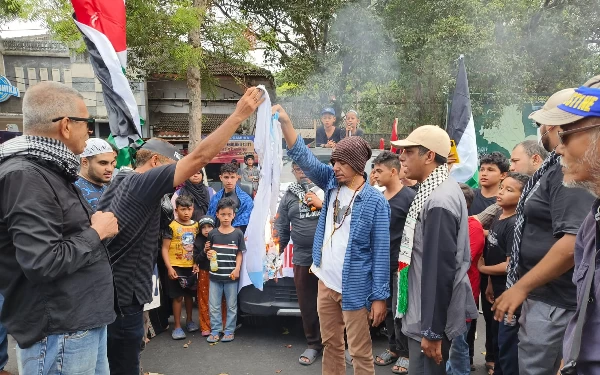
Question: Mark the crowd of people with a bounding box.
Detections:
[0,74,599,375]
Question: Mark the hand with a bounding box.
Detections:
[492,283,528,322]
[204,241,211,253]
[168,267,178,280]
[421,338,443,365]
[90,211,119,240]
[192,264,199,274]
[234,87,265,121]
[369,300,387,327]
[230,268,240,280]
[325,140,336,148]
[485,281,495,304]
[271,104,291,126]
[369,169,377,186]
[207,250,216,259]
[305,192,323,210]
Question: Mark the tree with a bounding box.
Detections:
[0,0,22,25]
[20,0,252,150]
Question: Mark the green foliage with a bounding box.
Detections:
[0,0,23,24]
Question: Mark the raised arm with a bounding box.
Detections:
[173,88,265,187]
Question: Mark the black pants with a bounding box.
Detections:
[108,304,145,375]
[497,317,520,375]
[481,278,495,363]
[293,264,323,351]
[386,272,409,357]
[467,318,477,364]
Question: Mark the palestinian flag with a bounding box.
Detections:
[447,55,478,187]
[71,0,142,150]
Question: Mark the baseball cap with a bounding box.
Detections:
[80,138,114,157]
[391,125,451,157]
[140,138,183,161]
[528,88,577,126]
[321,107,336,116]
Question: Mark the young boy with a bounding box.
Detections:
[478,172,529,375]
[242,154,260,196]
[448,184,486,375]
[206,198,246,343]
[208,163,254,233]
[371,151,416,373]
[161,195,200,340]
[315,107,342,148]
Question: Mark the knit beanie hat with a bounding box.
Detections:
[331,136,372,174]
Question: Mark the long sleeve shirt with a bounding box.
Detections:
[287,135,390,310]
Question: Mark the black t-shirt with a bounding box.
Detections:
[389,187,417,273]
[315,125,342,146]
[98,164,177,307]
[223,190,239,212]
[468,188,497,216]
[485,214,516,296]
[518,163,595,309]
[207,228,246,282]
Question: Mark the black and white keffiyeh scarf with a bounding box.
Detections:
[0,135,80,181]
[396,163,449,318]
[288,182,322,217]
[506,151,560,288]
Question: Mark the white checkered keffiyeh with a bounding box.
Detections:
[0,135,80,181]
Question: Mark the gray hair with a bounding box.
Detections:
[22,81,85,135]
[515,140,549,160]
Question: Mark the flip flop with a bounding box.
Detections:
[206,332,220,343]
[221,331,235,342]
[298,348,321,366]
[374,349,398,366]
[392,357,409,374]
[345,350,353,367]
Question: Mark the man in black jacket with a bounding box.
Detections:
[0,81,119,374]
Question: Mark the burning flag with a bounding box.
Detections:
[71,0,142,149]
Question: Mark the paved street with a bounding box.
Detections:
[4,313,487,375]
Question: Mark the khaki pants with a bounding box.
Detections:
[318,280,374,375]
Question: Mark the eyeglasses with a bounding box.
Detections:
[558,123,600,145]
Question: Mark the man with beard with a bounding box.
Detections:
[492,88,595,375]
[75,138,116,211]
[392,125,477,375]
[552,75,600,374]
[275,162,324,366]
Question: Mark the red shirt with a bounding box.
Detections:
[467,217,485,307]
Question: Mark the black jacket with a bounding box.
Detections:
[0,156,116,348]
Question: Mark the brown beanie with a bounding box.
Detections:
[331,136,372,174]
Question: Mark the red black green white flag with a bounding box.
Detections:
[71,0,142,149]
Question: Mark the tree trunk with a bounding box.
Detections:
[187,0,209,152]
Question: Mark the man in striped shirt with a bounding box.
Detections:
[98,88,264,374]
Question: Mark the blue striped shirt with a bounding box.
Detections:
[287,135,391,310]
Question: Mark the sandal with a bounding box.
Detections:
[345,350,353,367]
[392,357,409,374]
[298,348,321,366]
[206,332,220,343]
[221,331,235,342]
[375,349,398,366]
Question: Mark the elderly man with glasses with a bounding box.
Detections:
[492,87,595,375]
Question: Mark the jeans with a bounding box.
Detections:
[317,280,374,375]
[107,305,145,375]
[0,294,7,371]
[497,318,519,375]
[16,326,109,375]
[209,280,238,333]
[447,322,471,375]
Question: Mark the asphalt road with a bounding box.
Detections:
[3,313,488,375]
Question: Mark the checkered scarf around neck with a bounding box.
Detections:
[288,182,321,216]
[396,163,449,318]
[0,135,80,182]
[506,151,560,289]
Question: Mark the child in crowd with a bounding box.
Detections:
[478,172,529,375]
[342,109,365,138]
[161,195,200,340]
[447,184,486,375]
[193,216,216,336]
[206,198,246,343]
[315,107,342,148]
